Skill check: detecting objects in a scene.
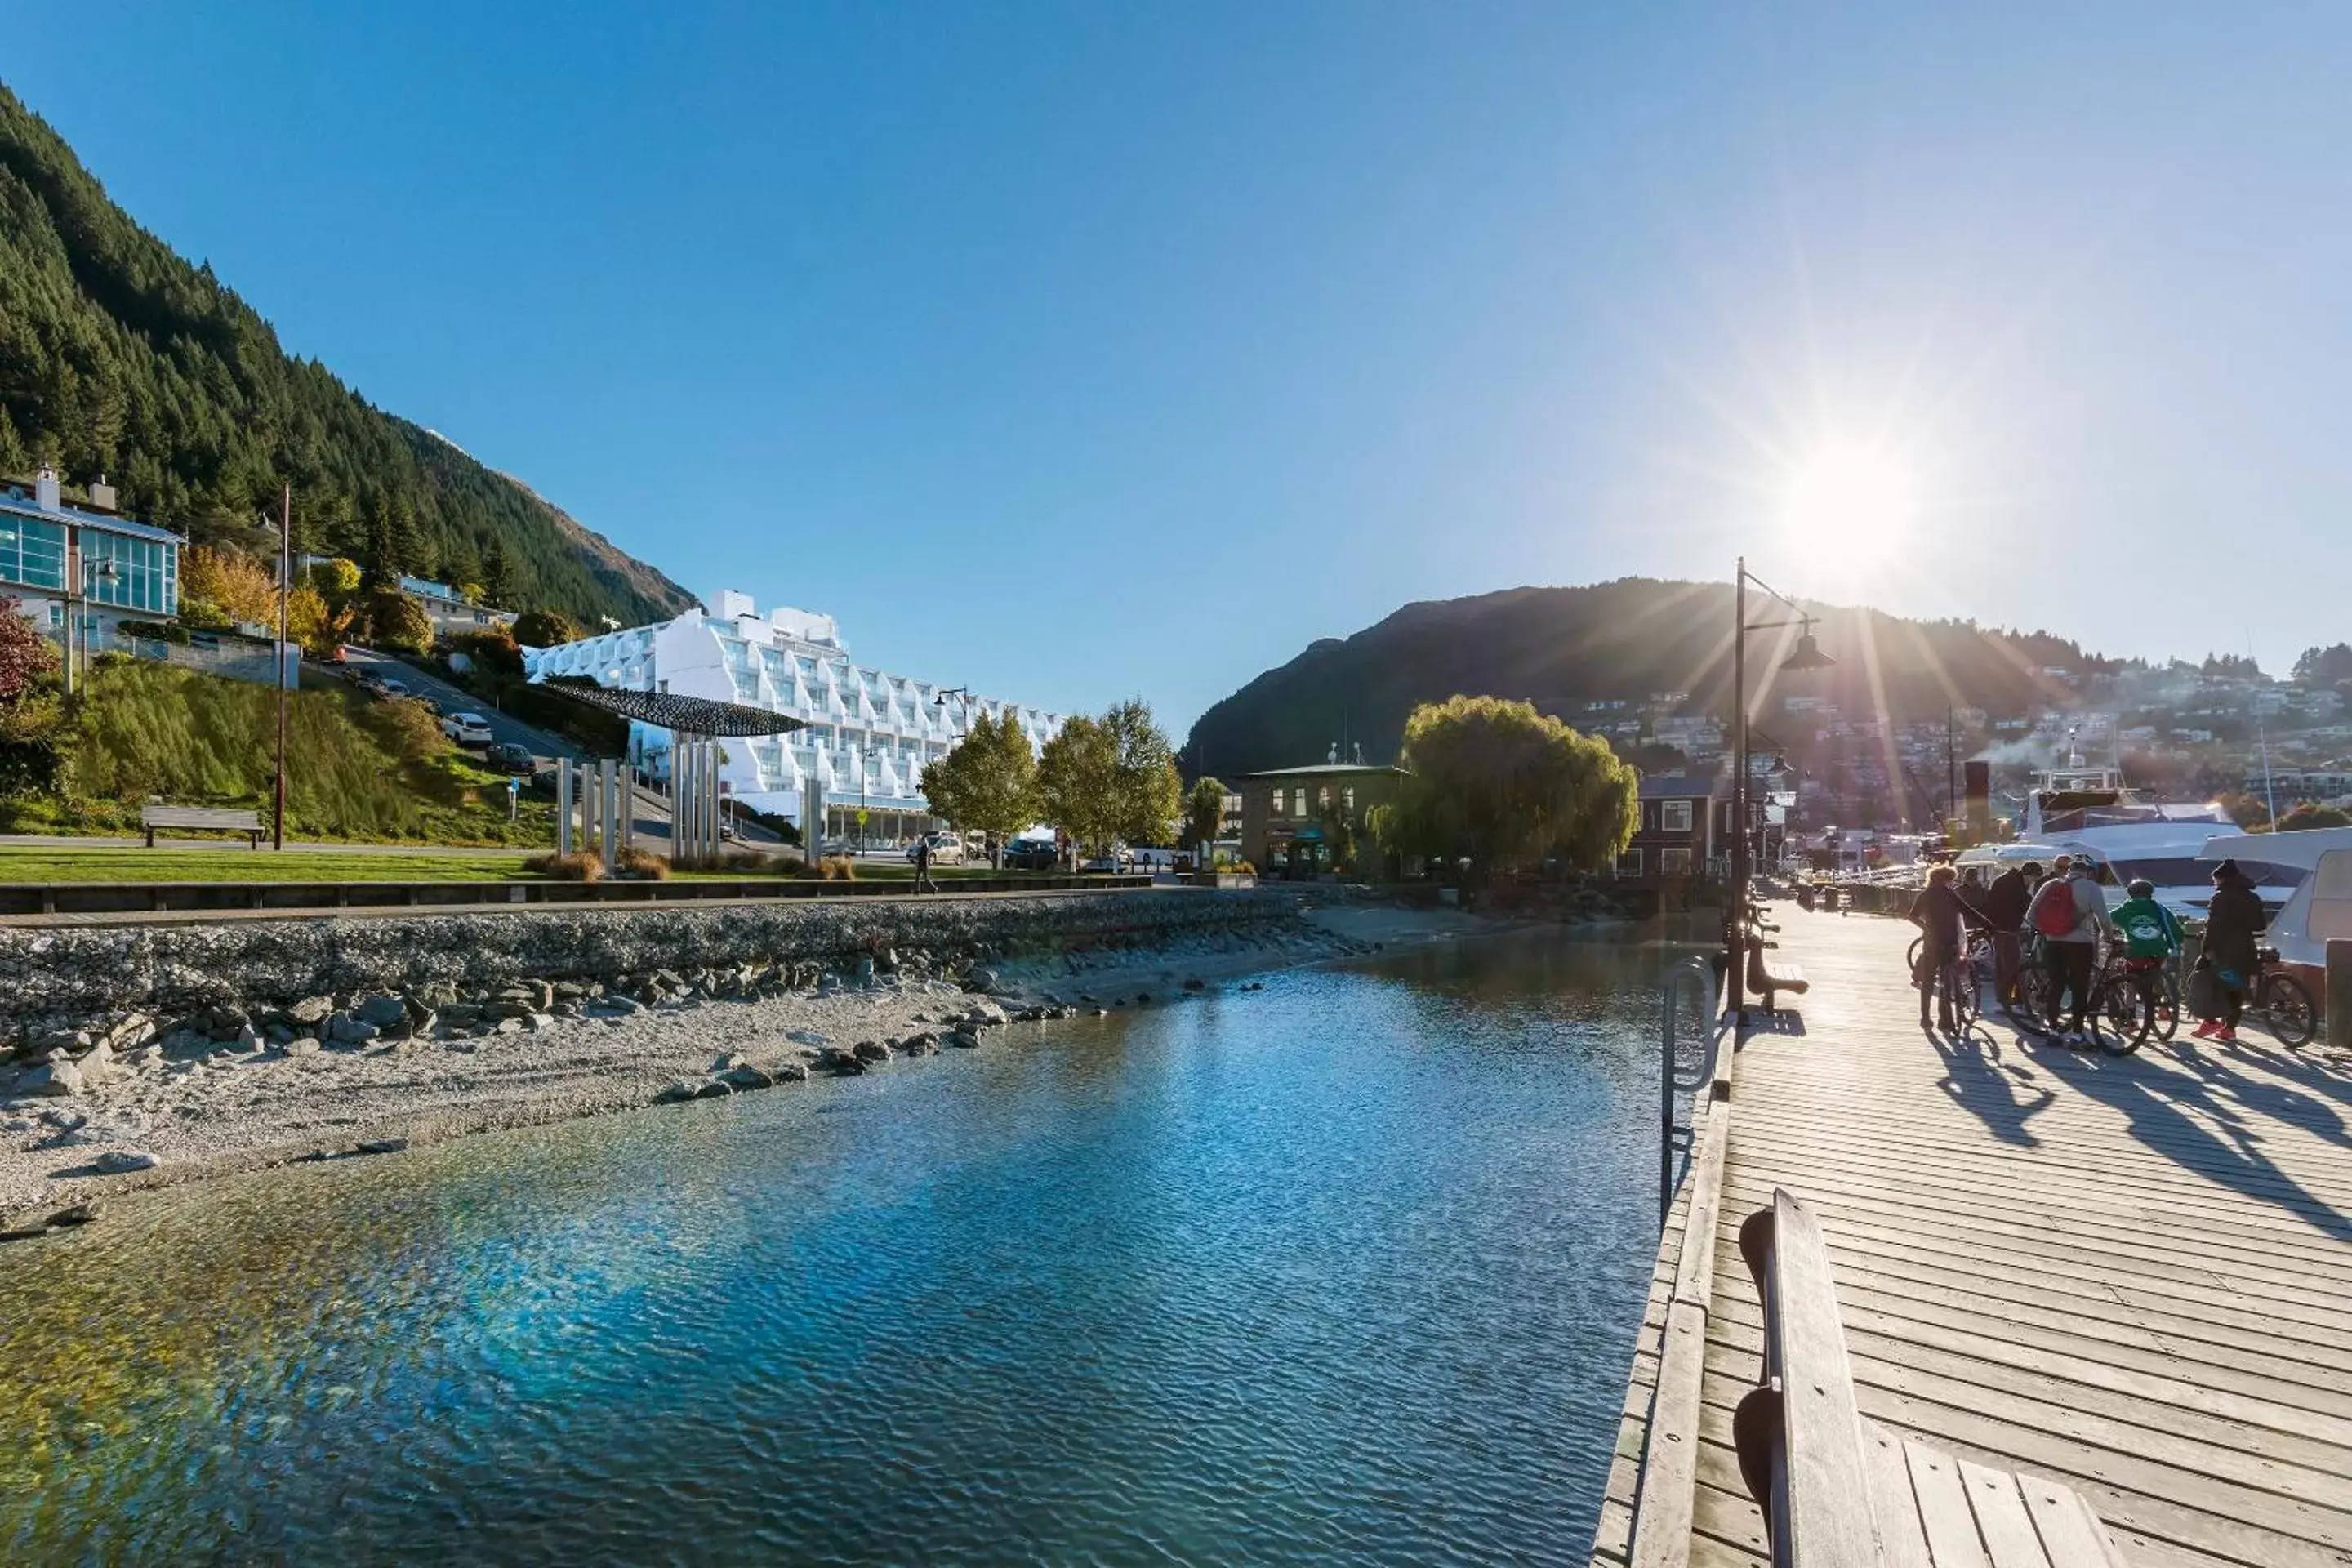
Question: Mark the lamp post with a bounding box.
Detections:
[67,555,122,695]
[1728,558,1834,1021]
[274,483,292,852]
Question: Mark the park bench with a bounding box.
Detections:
[1746,937,1810,1013]
[1731,1188,2129,1566]
[140,804,265,849]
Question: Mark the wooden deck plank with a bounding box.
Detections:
[1603,908,2352,1568]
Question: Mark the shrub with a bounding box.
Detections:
[523,850,604,882]
[615,846,670,880]
[512,608,581,648]
[362,697,450,764]
[366,590,435,655]
[819,853,857,880]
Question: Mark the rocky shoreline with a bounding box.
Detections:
[0,894,1517,1232]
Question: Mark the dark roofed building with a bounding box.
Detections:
[1236,761,1408,879]
[1620,769,1731,880]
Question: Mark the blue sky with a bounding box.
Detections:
[13,3,2351,731]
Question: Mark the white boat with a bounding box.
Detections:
[2020,764,2276,917]
[2196,826,2352,970]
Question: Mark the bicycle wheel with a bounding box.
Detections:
[2016,965,2053,1032]
[2259,972,2318,1048]
[1906,933,1924,988]
[1944,961,1979,1033]
[2096,976,2147,1055]
[2150,969,2180,1042]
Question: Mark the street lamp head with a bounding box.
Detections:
[1780,617,1834,673]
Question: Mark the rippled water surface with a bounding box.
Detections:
[1,931,1685,1565]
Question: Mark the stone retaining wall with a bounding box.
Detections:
[1,889,1307,1029]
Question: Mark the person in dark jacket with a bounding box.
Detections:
[1908,864,1989,1031]
[2195,858,2266,1042]
[1980,861,2037,1009]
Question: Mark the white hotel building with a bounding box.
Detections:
[523,590,1061,846]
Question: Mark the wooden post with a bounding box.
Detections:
[2329,940,2352,1051]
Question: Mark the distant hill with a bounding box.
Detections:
[1181,578,2118,777]
[0,83,694,628]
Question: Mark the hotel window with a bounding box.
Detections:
[1618,848,1644,877]
[0,514,67,592]
[1661,847,1692,875]
[1661,800,1693,834]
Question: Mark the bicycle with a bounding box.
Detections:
[2249,947,2318,1047]
[2016,932,2119,1051]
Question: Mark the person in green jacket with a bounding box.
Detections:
[2112,878,2183,1037]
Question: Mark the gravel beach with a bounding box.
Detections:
[0,902,1504,1229]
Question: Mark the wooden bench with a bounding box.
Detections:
[1731,1188,2129,1566]
[140,804,265,849]
[1746,937,1810,1013]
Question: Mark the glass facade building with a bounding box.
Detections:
[0,514,67,592]
[79,528,178,614]
[0,488,181,617]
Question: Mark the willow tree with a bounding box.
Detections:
[1388,695,1638,880]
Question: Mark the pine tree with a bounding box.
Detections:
[481,539,519,608]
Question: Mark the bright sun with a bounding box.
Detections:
[1779,439,1915,568]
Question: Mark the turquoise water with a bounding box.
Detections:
[0,932,1678,1565]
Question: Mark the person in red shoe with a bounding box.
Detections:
[2194,859,2266,1043]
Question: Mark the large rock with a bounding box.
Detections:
[327,1013,380,1046]
[353,996,409,1029]
[91,1148,161,1174]
[18,1058,85,1096]
[852,1039,893,1064]
[285,996,334,1027]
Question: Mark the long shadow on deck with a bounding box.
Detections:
[2020,1031,2352,1245]
[1925,1022,2056,1148]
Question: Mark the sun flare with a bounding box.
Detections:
[1778,439,1915,569]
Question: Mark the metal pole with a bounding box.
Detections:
[1729,560,1748,1019]
[1945,706,1958,835]
[274,483,291,851]
[600,760,619,873]
[557,758,574,857]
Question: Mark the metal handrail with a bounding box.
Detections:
[1659,954,1726,1222]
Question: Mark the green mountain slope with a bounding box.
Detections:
[1180,578,2114,777]
[0,83,693,627]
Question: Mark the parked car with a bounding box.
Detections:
[1003,840,1059,871]
[442,712,495,746]
[377,678,411,698]
[905,831,965,866]
[486,742,535,772]
[1080,850,1134,873]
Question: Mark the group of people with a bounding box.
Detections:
[1905,853,2269,1045]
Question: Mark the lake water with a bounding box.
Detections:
[0,929,1687,1566]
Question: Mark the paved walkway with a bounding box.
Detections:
[1597,908,2352,1568]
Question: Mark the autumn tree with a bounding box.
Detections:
[1103,698,1183,846]
[1038,716,1120,858]
[306,556,362,599]
[1184,775,1227,853]
[920,711,1039,862]
[180,546,278,629]
[512,608,581,648]
[1385,695,1638,880]
[365,590,435,656]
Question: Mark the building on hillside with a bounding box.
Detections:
[1618,770,1731,880]
[523,589,1062,846]
[0,464,182,643]
[397,575,517,642]
[1235,762,1409,878]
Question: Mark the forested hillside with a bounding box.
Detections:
[1182,579,2122,777]
[0,84,693,626]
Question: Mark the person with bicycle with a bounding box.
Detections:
[2025,854,2112,1045]
[2113,877,2183,1035]
[1979,859,2038,1011]
[2194,858,2266,1043]
[1907,864,1988,1032]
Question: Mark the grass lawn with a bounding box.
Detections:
[0,847,1102,887]
[0,846,542,884]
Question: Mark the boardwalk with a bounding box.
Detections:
[1594,908,2352,1568]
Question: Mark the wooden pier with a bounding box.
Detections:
[1593,908,2352,1568]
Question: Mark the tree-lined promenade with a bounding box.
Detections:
[919,691,1641,882]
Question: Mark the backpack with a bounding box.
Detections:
[2033,880,2078,938]
[2118,901,2174,960]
